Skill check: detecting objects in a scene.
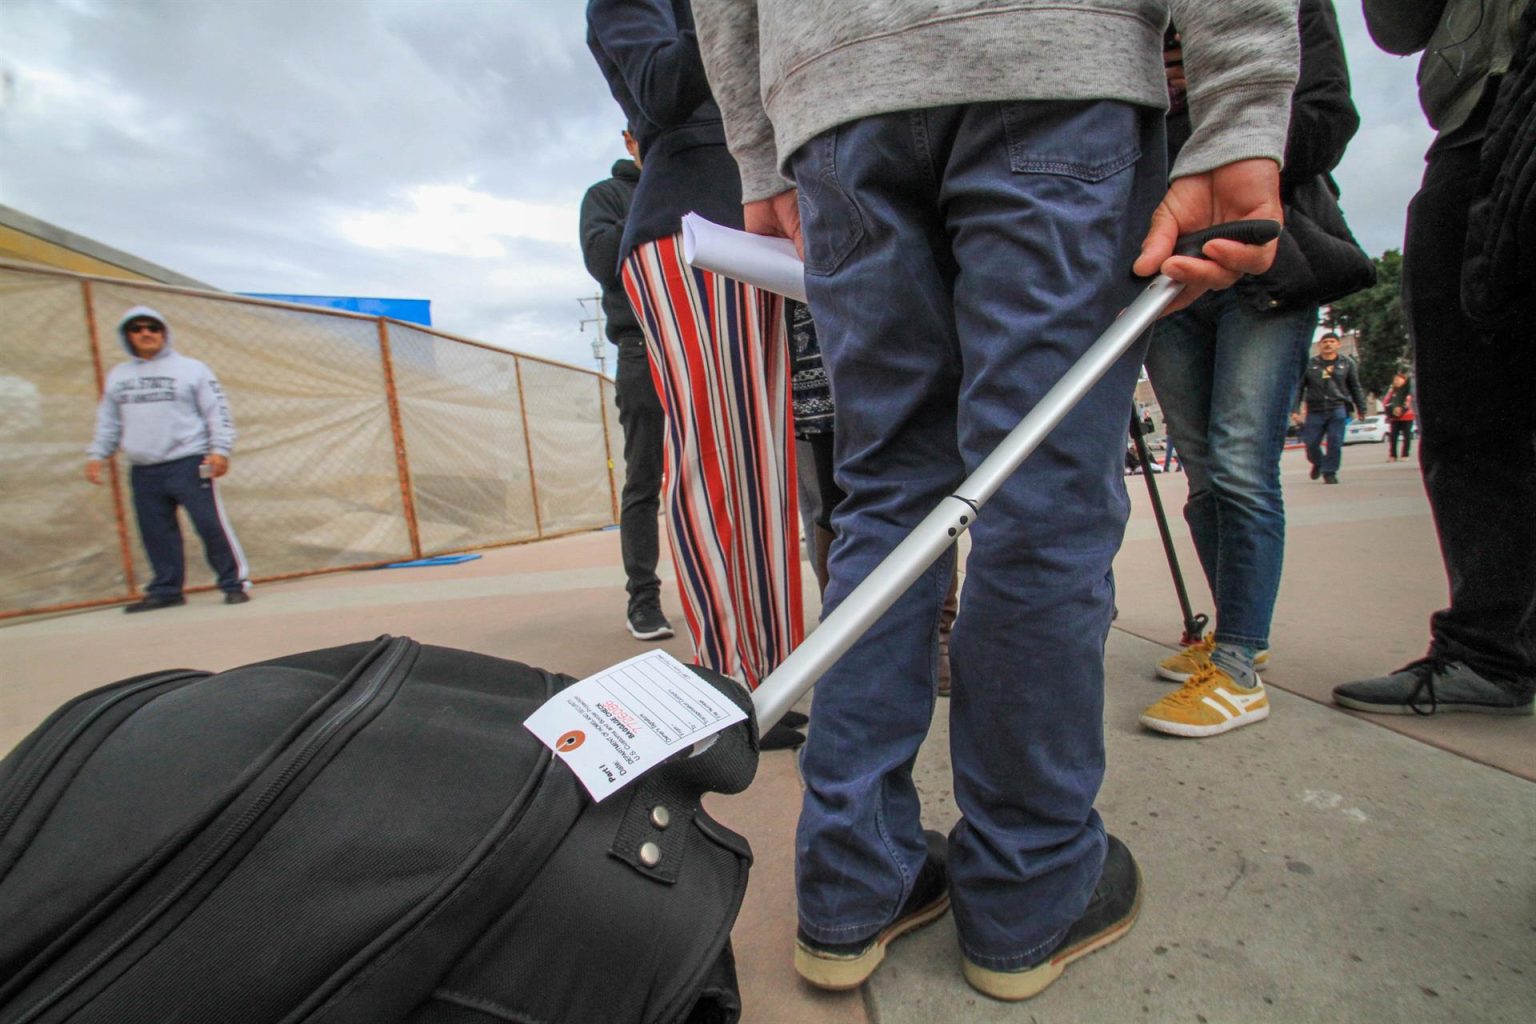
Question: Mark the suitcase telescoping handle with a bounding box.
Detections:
[751,219,1281,733]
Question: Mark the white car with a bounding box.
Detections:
[1344,415,1391,444]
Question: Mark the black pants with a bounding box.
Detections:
[1388,419,1413,459]
[613,339,665,611]
[802,431,845,533]
[1405,135,1536,693]
[130,455,249,599]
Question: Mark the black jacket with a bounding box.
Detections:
[1297,354,1369,416]
[586,0,744,271]
[579,159,644,344]
[1229,0,1375,311]
[1462,1,1536,330]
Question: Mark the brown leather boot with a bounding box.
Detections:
[937,566,959,696]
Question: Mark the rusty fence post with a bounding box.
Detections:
[81,280,139,599]
[598,374,619,524]
[376,319,422,560]
[514,356,544,538]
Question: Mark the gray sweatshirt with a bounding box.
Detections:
[693,0,1300,202]
[87,305,237,466]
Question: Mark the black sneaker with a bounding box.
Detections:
[1333,657,1534,716]
[626,603,674,641]
[224,591,251,605]
[963,834,1141,1001]
[123,595,186,614]
[1324,473,1339,484]
[794,830,950,990]
[1310,464,1321,480]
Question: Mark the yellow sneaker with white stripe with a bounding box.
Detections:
[1156,634,1270,682]
[1139,666,1269,737]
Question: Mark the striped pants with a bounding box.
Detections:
[622,235,803,688]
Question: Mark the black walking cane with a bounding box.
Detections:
[1128,412,1208,646]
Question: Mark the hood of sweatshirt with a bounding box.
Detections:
[117,305,174,360]
[611,158,640,182]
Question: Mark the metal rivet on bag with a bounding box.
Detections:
[650,805,671,829]
[639,841,662,867]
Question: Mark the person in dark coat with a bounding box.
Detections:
[1381,369,1415,462]
[579,130,673,641]
[1333,0,1535,718]
[1294,331,1370,484]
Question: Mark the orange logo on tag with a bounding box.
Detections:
[556,730,586,752]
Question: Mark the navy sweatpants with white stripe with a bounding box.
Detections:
[130,454,250,598]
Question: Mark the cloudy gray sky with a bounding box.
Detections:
[1,1,1433,371]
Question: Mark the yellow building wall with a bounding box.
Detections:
[0,224,161,282]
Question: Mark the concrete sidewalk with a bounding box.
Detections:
[2,446,1532,1022]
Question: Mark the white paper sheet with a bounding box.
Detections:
[524,649,748,802]
[680,212,808,303]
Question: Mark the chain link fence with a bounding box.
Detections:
[0,261,622,618]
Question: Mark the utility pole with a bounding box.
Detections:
[578,296,608,376]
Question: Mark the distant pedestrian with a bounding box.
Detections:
[1381,370,1415,461]
[1293,332,1368,483]
[85,306,250,612]
[579,128,673,641]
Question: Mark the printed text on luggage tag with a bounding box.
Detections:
[524,650,747,801]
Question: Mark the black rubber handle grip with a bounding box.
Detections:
[1172,219,1281,259]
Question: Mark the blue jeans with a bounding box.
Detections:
[790,100,1164,969]
[1301,406,1348,476]
[1144,290,1316,650]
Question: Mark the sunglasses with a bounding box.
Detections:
[126,323,165,334]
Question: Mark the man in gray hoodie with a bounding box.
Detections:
[86,306,250,612]
[695,0,1297,1002]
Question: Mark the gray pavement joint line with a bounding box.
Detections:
[861,979,881,1024]
[1121,496,1428,542]
[0,565,657,639]
[1111,625,1532,782]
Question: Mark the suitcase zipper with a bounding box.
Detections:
[0,671,209,856]
[11,636,416,1024]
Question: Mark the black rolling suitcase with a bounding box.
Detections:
[0,636,756,1024]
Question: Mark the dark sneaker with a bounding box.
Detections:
[963,834,1141,1001]
[1324,473,1339,484]
[1333,657,1534,716]
[1310,464,1321,480]
[124,596,186,614]
[760,720,806,751]
[224,591,251,605]
[626,604,674,641]
[794,830,950,990]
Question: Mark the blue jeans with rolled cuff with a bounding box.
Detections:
[1145,289,1316,651]
[790,99,1164,970]
[1301,406,1348,476]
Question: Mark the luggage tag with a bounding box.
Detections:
[525,649,747,802]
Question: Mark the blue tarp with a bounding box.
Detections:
[240,294,432,326]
